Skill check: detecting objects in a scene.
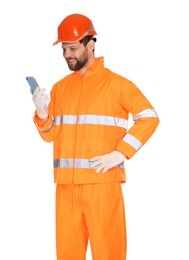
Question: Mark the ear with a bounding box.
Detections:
[87,39,95,52]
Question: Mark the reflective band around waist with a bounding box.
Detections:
[123,133,142,151]
[54,158,125,169]
[55,115,128,129]
[133,109,158,121]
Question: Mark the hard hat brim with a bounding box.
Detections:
[52,33,97,46]
[52,40,60,46]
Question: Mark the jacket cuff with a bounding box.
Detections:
[115,140,137,159]
[33,111,54,132]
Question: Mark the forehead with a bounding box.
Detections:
[61,41,81,49]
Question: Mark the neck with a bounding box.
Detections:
[78,55,96,75]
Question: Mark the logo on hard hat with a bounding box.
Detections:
[74,29,79,37]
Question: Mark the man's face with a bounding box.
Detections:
[62,41,89,71]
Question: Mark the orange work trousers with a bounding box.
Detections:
[56,182,127,260]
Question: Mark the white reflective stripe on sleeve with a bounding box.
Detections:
[54,158,125,169]
[54,115,128,129]
[123,133,142,151]
[133,109,158,121]
[35,116,55,133]
[39,122,54,133]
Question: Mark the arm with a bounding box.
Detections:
[116,79,160,159]
[90,78,159,173]
[33,86,57,142]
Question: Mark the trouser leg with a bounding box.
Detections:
[56,184,89,260]
[82,182,127,260]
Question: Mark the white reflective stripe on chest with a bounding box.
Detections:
[55,115,128,129]
[55,115,77,125]
[54,158,125,169]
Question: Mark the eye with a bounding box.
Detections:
[70,47,77,52]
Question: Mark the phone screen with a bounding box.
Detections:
[26,76,39,94]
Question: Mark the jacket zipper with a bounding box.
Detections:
[72,76,84,184]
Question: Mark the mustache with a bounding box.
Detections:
[66,58,76,62]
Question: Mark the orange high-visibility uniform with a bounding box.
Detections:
[34,57,159,259]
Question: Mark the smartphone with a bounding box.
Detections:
[26,76,40,94]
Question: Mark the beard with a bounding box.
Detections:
[66,51,88,71]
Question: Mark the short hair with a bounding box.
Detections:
[80,36,97,47]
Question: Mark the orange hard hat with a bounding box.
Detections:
[53,14,97,45]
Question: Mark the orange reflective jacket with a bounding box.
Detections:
[34,57,159,184]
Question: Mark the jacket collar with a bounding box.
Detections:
[75,56,104,77]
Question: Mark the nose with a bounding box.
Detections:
[63,49,72,59]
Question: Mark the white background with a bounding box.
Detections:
[0,0,188,259]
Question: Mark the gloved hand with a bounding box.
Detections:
[32,87,49,119]
[89,150,125,174]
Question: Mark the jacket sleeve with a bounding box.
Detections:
[33,85,57,142]
[115,78,160,159]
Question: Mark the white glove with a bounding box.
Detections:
[32,87,49,118]
[89,150,125,174]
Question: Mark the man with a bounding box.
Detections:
[32,13,159,260]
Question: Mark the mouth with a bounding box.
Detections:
[67,59,76,65]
